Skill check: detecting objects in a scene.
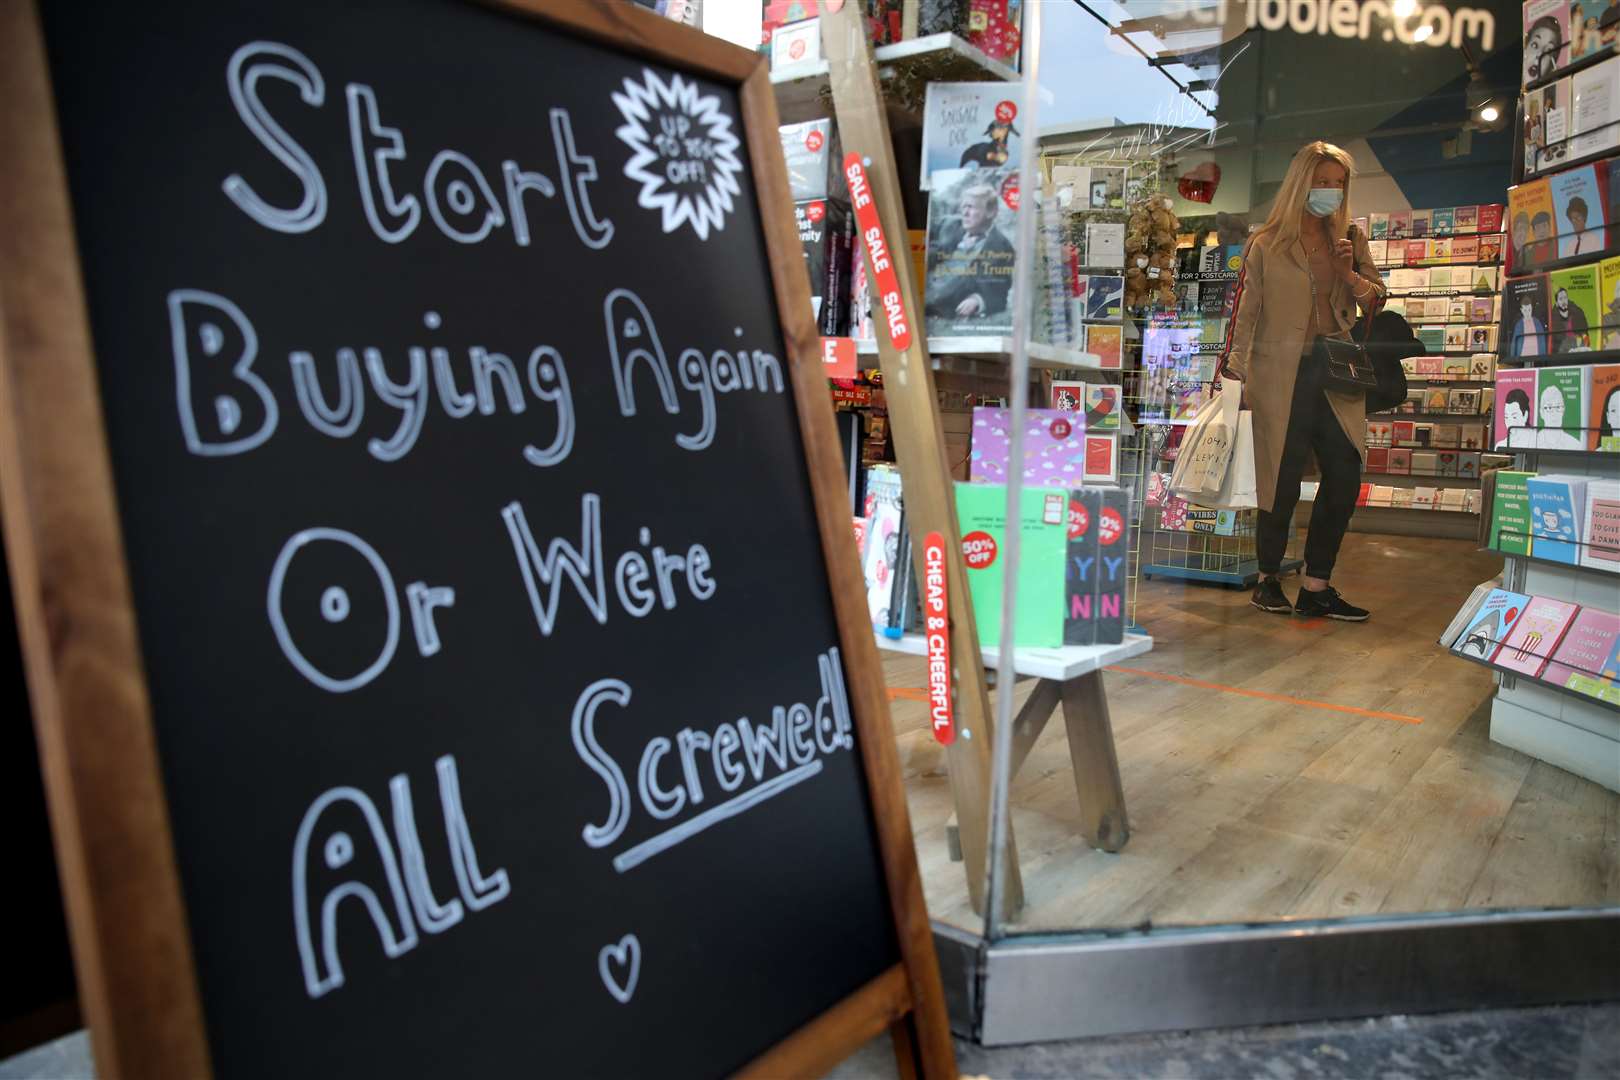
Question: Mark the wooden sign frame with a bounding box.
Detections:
[0,1,953,1076]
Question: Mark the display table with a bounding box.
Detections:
[876,632,1153,853]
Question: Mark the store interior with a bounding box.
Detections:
[797,0,1619,939]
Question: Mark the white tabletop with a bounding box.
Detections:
[874,631,1154,682]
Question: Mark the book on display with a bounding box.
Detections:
[1523,1,1570,86]
[1591,364,1620,448]
[1536,365,1592,449]
[955,483,1068,648]
[1527,473,1590,564]
[1440,578,1502,647]
[1451,588,1530,660]
[1490,472,1529,557]
[1582,480,1620,570]
[1064,488,1101,646]
[1548,264,1599,352]
[1093,487,1127,644]
[1494,596,1581,677]
[1543,607,1620,702]
[924,167,1018,336]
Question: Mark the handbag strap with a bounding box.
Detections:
[1345,223,1381,342]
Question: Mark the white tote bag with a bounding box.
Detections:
[1205,409,1258,509]
[1169,378,1239,501]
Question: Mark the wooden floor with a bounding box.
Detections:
[884,534,1620,933]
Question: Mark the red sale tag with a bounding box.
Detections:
[922,531,953,745]
[821,337,856,380]
[843,154,913,352]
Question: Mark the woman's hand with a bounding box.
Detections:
[1333,237,1356,281]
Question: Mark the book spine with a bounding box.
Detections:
[1064,489,1101,646]
[886,508,912,636]
[1096,487,1128,645]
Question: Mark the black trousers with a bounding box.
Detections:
[1255,355,1362,580]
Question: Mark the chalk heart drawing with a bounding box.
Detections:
[598,933,642,1005]
[612,69,743,241]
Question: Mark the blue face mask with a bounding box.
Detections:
[1307,187,1344,217]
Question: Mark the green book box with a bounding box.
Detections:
[955,483,1069,648]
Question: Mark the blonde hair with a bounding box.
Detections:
[1254,140,1356,253]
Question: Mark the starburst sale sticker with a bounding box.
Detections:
[613,69,744,241]
[922,531,953,744]
[843,154,912,351]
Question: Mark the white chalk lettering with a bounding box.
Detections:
[522,346,574,467]
[405,581,455,657]
[436,755,510,910]
[551,109,615,250]
[604,287,785,451]
[470,346,525,416]
[424,150,506,244]
[169,289,279,457]
[294,753,507,999]
[363,348,428,462]
[503,496,716,637]
[290,348,364,438]
[573,678,633,848]
[345,84,420,243]
[567,649,856,873]
[223,42,327,233]
[267,527,401,693]
[294,786,416,998]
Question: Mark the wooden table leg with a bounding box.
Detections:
[1060,669,1130,852]
[942,678,1062,862]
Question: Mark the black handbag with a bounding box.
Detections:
[1313,331,1380,396]
[1353,310,1419,414]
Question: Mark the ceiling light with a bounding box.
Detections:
[1413,24,1434,42]
[1479,103,1500,123]
[1392,0,1418,16]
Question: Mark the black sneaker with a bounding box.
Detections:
[1294,585,1369,622]
[1251,577,1292,614]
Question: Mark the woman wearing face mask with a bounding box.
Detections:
[1223,141,1386,622]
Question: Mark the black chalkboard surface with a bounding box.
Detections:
[4,1,939,1075]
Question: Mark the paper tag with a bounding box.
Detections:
[922,532,953,745]
[1043,493,1065,525]
[843,155,913,351]
[821,337,856,379]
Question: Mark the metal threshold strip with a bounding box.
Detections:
[931,907,1620,1045]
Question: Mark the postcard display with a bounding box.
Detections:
[1357,202,1510,537]
[1453,14,1620,794]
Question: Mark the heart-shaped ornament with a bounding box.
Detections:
[598,933,641,1004]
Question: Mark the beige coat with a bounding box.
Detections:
[1223,228,1386,513]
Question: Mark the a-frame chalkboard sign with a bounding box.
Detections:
[0,0,952,1075]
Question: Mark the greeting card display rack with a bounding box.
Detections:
[1450,56,1620,794]
[1350,206,1506,539]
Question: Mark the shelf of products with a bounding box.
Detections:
[853,336,1112,370]
[875,629,1154,683]
[1444,28,1620,792]
[770,32,1017,116]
